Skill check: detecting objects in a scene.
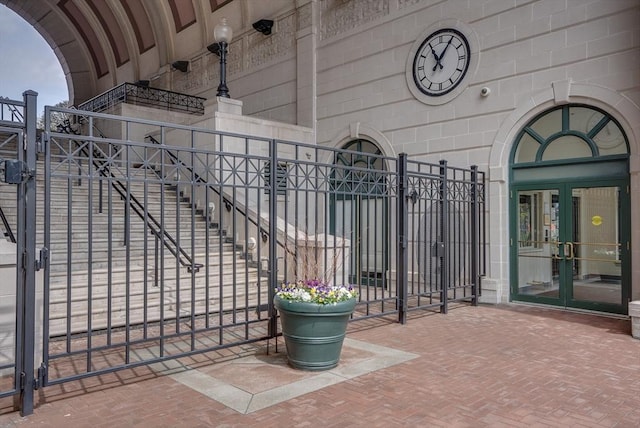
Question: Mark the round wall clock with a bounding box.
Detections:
[406,21,479,105]
[412,28,470,97]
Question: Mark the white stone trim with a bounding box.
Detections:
[323,122,396,169]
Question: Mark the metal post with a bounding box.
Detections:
[268,140,278,337]
[470,165,479,306]
[397,154,408,324]
[439,160,449,314]
[20,90,38,416]
[216,41,230,98]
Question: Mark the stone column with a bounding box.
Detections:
[296,0,317,130]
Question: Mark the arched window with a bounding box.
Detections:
[331,139,386,195]
[511,105,629,165]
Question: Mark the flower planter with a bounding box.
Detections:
[274,295,356,371]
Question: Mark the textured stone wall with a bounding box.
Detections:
[164,0,639,305]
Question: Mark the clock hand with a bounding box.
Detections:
[431,46,442,72]
[434,36,454,70]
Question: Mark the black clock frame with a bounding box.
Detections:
[412,28,471,97]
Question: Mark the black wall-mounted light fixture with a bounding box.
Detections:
[171,60,189,72]
[206,43,221,57]
[252,19,273,35]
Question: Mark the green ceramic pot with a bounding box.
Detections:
[274,295,357,371]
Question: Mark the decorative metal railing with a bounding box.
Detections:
[0,96,25,126]
[0,96,24,243]
[76,83,206,115]
[55,120,203,274]
[1,95,486,416]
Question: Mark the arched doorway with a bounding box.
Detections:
[330,139,388,287]
[510,104,631,314]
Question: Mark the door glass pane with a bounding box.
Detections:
[516,189,559,297]
[570,187,621,304]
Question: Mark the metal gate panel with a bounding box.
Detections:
[0,126,22,402]
[41,108,274,387]
[0,91,39,416]
[403,158,485,316]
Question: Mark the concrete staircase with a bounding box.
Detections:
[0,137,266,337]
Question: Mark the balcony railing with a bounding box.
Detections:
[76,83,205,115]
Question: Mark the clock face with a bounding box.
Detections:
[412,28,470,97]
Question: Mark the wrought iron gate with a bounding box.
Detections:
[0,91,39,416]
[0,93,485,416]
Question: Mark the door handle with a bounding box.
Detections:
[552,242,563,260]
[565,242,574,260]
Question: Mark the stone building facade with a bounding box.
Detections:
[3,0,639,314]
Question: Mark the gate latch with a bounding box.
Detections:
[36,247,49,271]
[0,159,34,184]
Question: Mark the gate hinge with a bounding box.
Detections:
[36,247,49,271]
[35,364,47,389]
[19,371,25,390]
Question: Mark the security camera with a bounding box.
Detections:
[480,87,491,97]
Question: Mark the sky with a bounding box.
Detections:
[0,4,68,117]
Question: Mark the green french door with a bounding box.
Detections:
[511,180,630,314]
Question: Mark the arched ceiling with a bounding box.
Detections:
[0,0,294,105]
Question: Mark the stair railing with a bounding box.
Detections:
[0,96,24,124]
[0,204,16,243]
[55,120,203,273]
[145,134,285,254]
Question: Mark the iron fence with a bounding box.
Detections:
[76,83,206,115]
[0,95,485,416]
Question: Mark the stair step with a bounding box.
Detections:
[2,152,257,338]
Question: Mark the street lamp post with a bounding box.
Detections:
[214,18,233,98]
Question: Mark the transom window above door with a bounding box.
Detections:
[512,105,629,165]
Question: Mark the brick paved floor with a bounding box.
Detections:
[1,303,639,427]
